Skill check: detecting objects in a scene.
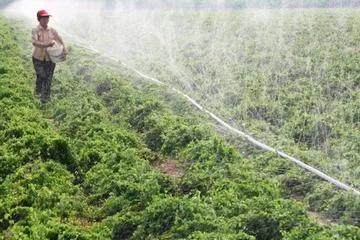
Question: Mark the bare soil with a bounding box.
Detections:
[153,159,184,178]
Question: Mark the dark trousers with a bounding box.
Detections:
[32,57,56,103]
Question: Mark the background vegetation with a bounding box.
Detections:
[93,0,360,8]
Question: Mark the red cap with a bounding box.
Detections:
[37,10,51,18]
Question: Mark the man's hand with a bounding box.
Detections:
[46,40,56,47]
[60,47,68,61]
[63,47,69,55]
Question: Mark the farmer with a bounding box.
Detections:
[32,9,68,104]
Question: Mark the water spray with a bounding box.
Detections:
[59,28,360,196]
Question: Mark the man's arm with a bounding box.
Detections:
[31,28,55,48]
[54,30,68,55]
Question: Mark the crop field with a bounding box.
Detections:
[1,1,360,239]
[58,8,360,192]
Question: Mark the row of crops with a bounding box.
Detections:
[0,16,359,239]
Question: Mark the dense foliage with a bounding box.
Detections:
[0,15,359,239]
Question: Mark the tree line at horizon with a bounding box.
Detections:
[105,0,360,8]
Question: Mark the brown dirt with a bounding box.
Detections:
[307,211,336,225]
[153,159,184,178]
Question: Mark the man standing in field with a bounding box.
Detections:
[32,9,67,105]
